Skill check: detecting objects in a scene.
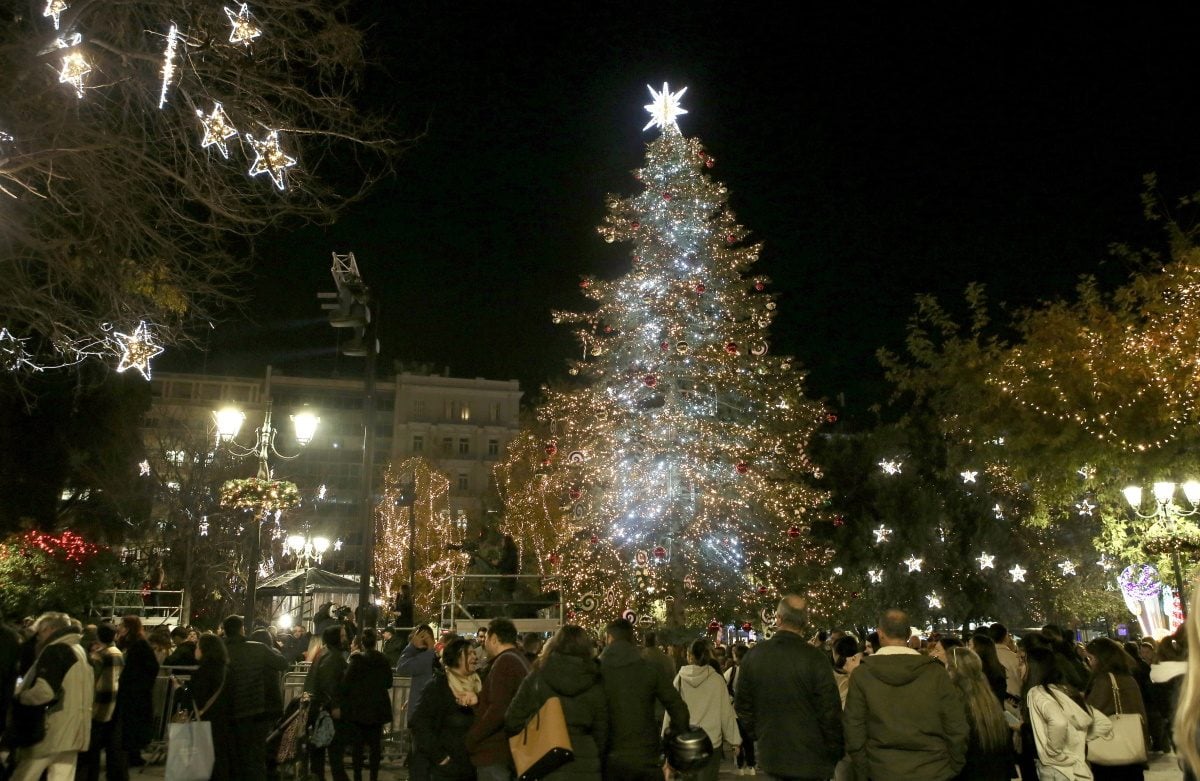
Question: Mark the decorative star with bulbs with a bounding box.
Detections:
[1058,560,1077,576]
[960,470,978,484]
[1097,555,1114,571]
[832,566,843,576]
[904,555,923,573]
[114,321,164,380]
[1009,564,1027,583]
[867,569,883,584]
[879,459,902,475]
[246,130,296,190]
[642,82,688,132]
[59,48,91,99]
[197,103,238,158]
[138,460,151,477]
[927,593,942,609]
[977,552,995,570]
[993,504,1005,520]
[44,0,68,29]
[224,4,262,45]
[873,524,893,544]
[1078,465,1096,480]
[1075,499,1095,517]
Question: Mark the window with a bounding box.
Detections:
[413,399,426,416]
[457,473,469,491]
[459,438,470,455]
[460,403,471,422]
[490,401,501,422]
[488,439,499,456]
[166,449,187,465]
[412,435,424,453]
[442,437,453,455]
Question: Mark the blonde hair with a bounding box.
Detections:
[946,647,1008,752]
[1176,585,1200,774]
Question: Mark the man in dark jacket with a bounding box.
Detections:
[465,617,530,780]
[599,618,689,781]
[163,626,197,667]
[735,595,844,780]
[397,624,437,781]
[844,609,968,780]
[222,614,289,781]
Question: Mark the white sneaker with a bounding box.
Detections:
[747,769,756,777]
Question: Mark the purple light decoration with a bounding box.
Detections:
[1118,564,1163,600]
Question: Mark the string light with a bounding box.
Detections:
[113,320,164,379]
[197,102,238,159]
[158,24,179,109]
[246,130,296,190]
[56,35,90,99]
[224,4,262,46]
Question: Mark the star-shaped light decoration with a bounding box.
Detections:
[960,470,978,484]
[246,130,296,190]
[44,0,68,29]
[1009,564,1027,583]
[904,555,923,573]
[1075,499,1095,517]
[927,593,942,609]
[1097,555,1114,571]
[198,517,209,536]
[138,460,151,476]
[1058,560,1077,576]
[832,566,843,576]
[114,321,164,380]
[867,569,883,583]
[642,82,688,132]
[59,44,91,99]
[197,103,238,158]
[873,524,893,544]
[333,538,343,552]
[224,4,262,46]
[977,552,995,570]
[1078,464,1096,480]
[993,504,1005,520]
[879,459,902,475]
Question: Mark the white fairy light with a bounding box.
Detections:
[1058,560,1076,576]
[1009,564,1027,583]
[246,130,296,190]
[873,524,892,544]
[642,82,688,132]
[44,0,68,29]
[960,470,978,484]
[114,320,164,380]
[158,24,179,109]
[879,459,902,475]
[197,102,238,158]
[1078,465,1096,480]
[224,4,262,46]
[904,555,923,573]
[977,552,995,570]
[832,566,843,576]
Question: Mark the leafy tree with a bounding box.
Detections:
[0,530,123,618]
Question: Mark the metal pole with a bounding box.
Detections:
[357,297,378,624]
[1173,549,1189,619]
[245,394,273,619]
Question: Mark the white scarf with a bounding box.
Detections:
[447,668,481,697]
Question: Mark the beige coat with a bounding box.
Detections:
[18,630,94,757]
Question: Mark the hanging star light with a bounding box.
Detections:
[158,23,179,109]
[57,38,91,99]
[333,538,343,552]
[1098,555,1114,571]
[1078,465,1096,480]
[927,593,942,609]
[1058,560,1077,576]
[879,459,902,475]
[832,566,843,576]
[44,0,68,29]
[224,4,262,45]
[993,504,1005,520]
[114,321,164,380]
[904,555,923,573]
[197,103,238,158]
[642,82,688,132]
[867,569,883,583]
[960,470,978,484]
[198,517,209,536]
[1009,564,1027,582]
[138,460,151,477]
[246,130,296,190]
[1075,499,1096,517]
[977,552,995,570]
[873,524,893,544]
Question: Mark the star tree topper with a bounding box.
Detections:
[246,130,296,190]
[114,321,164,380]
[197,103,238,158]
[224,4,262,46]
[642,82,688,132]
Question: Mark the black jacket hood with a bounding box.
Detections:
[541,653,599,697]
[599,639,643,669]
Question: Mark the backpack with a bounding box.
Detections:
[311,709,336,748]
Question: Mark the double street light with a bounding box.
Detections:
[286,532,331,570]
[1122,479,1200,618]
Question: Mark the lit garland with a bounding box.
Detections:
[158,24,179,109]
[21,529,103,565]
[219,477,299,511]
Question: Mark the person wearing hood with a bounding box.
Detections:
[662,639,739,781]
[844,608,968,781]
[12,612,94,781]
[599,618,689,781]
[1025,646,1111,780]
[505,625,608,780]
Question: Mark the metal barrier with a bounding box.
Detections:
[93,589,185,627]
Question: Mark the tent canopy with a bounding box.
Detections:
[257,567,361,596]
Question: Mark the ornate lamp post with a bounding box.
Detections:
[286,533,331,569]
[1122,480,1200,618]
[216,398,319,618]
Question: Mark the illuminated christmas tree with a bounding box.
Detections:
[500,85,830,628]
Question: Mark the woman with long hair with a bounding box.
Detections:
[411,637,478,781]
[1025,646,1111,780]
[1083,637,1148,780]
[339,628,393,781]
[832,635,862,707]
[655,638,739,781]
[189,633,233,781]
[970,634,1011,709]
[505,625,607,780]
[945,647,1011,781]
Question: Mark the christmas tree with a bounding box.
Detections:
[500,85,829,628]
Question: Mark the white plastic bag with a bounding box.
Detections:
[166,720,215,781]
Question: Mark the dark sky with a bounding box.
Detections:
[164,4,1200,418]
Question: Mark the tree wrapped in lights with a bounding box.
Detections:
[375,458,469,618]
[0,0,404,373]
[0,529,121,616]
[502,86,830,627]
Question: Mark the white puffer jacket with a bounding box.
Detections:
[18,628,94,757]
[664,664,741,750]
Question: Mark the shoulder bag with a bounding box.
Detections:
[1087,673,1147,766]
[166,669,224,781]
[508,677,574,781]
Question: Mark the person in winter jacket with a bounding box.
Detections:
[945,647,1013,781]
[663,639,739,781]
[465,617,531,780]
[339,628,394,781]
[1025,646,1112,781]
[599,618,689,781]
[222,614,289,781]
[78,622,125,781]
[504,625,608,781]
[735,596,844,780]
[1083,638,1148,781]
[12,612,94,781]
[410,637,479,781]
[306,624,350,781]
[115,614,158,769]
[189,633,234,781]
[398,624,438,781]
[844,608,968,781]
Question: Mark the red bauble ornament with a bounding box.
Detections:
[662,192,672,201]
[541,458,552,467]
[741,622,753,632]
[735,462,749,475]
[548,552,561,565]
[545,442,558,456]
[757,585,769,596]
[566,609,577,621]
[603,325,613,334]
[833,515,845,527]
[826,413,839,423]
[653,546,667,560]
[631,221,640,230]
[706,159,715,169]
[590,534,599,545]
[695,283,706,294]
[725,342,740,355]
[644,375,658,387]
[569,487,582,501]
[726,233,736,244]
[579,279,591,289]
[660,341,670,351]
[787,526,801,539]
[707,619,721,633]
[755,281,765,292]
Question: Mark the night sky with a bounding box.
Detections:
[162,5,1200,419]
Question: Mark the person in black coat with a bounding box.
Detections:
[505,625,608,781]
[305,624,350,781]
[189,633,234,781]
[410,637,478,781]
[338,629,394,781]
[115,615,160,768]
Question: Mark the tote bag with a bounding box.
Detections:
[508,693,574,781]
[166,720,215,781]
[1087,673,1147,766]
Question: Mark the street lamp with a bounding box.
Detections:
[1122,479,1200,617]
[216,399,319,618]
[286,533,331,569]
